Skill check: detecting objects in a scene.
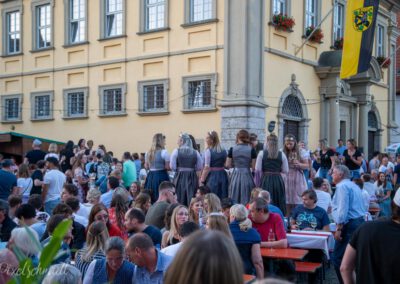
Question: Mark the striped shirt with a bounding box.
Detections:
[75,248,105,279]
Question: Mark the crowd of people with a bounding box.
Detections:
[0,130,399,284]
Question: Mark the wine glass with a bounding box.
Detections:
[310,217,317,231]
[296,219,302,230]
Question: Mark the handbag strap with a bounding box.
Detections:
[20,179,32,195]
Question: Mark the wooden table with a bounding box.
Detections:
[261,248,308,260]
[261,248,309,275]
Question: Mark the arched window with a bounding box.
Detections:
[368,111,378,129]
[282,95,303,119]
[277,75,309,146]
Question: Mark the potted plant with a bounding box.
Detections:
[376,56,391,68]
[305,26,324,43]
[333,37,343,50]
[272,13,295,32]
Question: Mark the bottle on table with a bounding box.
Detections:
[268,229,275,250]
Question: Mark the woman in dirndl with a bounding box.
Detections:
[144,133,170,202]
[170,133,203,206]
[255,133,288,215]
[199,131,229,200]
[282,134,309,216]
[226,130,257,205]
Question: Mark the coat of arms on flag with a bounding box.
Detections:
[353,7,374,32]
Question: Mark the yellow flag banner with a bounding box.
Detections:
[340,0,380,79]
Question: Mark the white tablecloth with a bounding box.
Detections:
[287,230,335,259]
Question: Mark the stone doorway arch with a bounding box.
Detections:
[277,74,310,146]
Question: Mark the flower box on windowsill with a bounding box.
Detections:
[332,38,343,50]
[269,14,295,33]
[304,26,324,44]
[376,56,391,68]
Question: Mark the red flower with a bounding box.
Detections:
[272,13,295,32]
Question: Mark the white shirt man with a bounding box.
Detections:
[42,158,66,214]
[312,178,332,213]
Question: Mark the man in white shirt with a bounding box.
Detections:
[313,177,332,213]
[42,157,66,215]
[161,221,199,258]
[65,197,88,227]
[361,174,377,201]
[61,184,89,219]
[379,156,394,175]
[353,179,371,214]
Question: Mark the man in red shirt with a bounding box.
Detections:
[250,198,288,248]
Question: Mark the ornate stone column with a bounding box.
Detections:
[358,103,369,155]
[329,97,340,145]
[220,0,267,148]
[315,51,344,146]
[387,16,400,143]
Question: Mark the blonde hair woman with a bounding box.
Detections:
[16,164,33,203]
[44,143,59,160]
[75,221,109,279]
[72,153,89,202]
[189,196,204,224]
[229,204,264,279]
[282,134,308,216]
[255,133,289,215]
[199,131,229,200]
[322,178,333,195]
[83,188,101,211]
[204,193,222,214]
[161,205,189,248]
[164,230,243,284]
[206,213,233,239]
[144,133,170,202]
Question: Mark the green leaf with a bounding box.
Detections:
[20,258,33,284]
[7,258,35,284]
[38,219,72,271]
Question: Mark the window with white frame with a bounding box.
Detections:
[6,11,21,54]
[68,0,86,44]
[63,88,88,118]
[145,0,165,30]
[376,24,385,57]
[144,85,164,110]
[138,80,168,114]
[188,80,211,108]
[31,92,53,120]
[305,0,317,28]
[182,74,216,111]
[105,0,123,37]
[190,0,212,22]
[1,95,22,122]
[333,2,344,40]
[99,84,126,116]
[36,4,52,49]
[273,0,286,15]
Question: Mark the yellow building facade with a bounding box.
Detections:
[0,0,399,158]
